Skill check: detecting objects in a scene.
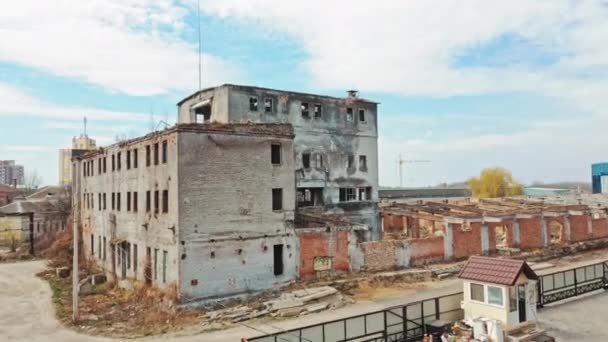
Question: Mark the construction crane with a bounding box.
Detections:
[396,153,430,187]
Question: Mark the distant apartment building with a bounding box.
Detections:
[592,162,608,194]
[75,123,297,301]
[0,160,24,186]
[177,84,380,239]
[59,135,97,186]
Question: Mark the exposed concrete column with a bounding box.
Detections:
[540,214,549,247]
[481,223,490,256]
[563,214,571,242]
[512,219,521,248]
[443,221,454,260]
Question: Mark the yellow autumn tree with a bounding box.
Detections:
[467,167,523,198]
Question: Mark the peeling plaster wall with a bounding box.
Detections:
[177,85,380,239]
[177,130,297,300]
[79,131,180,288]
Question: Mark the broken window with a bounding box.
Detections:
[339,188,356,202]
[264,98,273,113]
[302,152,311,169]
[194,102,212,123]
[297,188,324,207]
[162,140,168,163]
[153,143,159,165]
[272,188,283,211]
[146,145,151,167]
[117,152,121,170]
[314,104,322,118]
[146,191,151,213]
[133,192,138,212]
[359,155,367,171]
[315,153,324,169]
[162,190,168,213]
[154,190,159,214]
[126,150,131,169]
[133,149,138,168]
[301,102,310,118]
[117,192,121,211]
[347,155,355,169]
[271,143,281,165]
[249,97,259,111]
[346,107,354,121]
[127,191,131,211]
[358,108,366,122]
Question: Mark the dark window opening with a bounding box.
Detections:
[339,188,357,202]
[98,193,102,211]
[358,108,366,122]
[315,153,324,169]
[133,149,138,168]
[133,192,138,212]
[126,150,131,169]
[346,107,354,121]
[111,154,116,171]
[348,155,355,169]
[91,234,94,256]
[153,143,159,165]
[302,152,310,169]
[103,157,107,173]
[162,190,168,213]
[314,104,322,118]
[297,188,324,208]
[358,187,372,201]
[117,152,121,170]
[195,104,212,123]
[301,102,310,118]
[146,191,151,213]
[133,244,138,274]
[154,190,159,214]
[264,98,273,113]
[98,158,102,174]
[117,192,121,211]
[272,188,283,211]
[273,244,284,276]
[162,140,168,163]
[271,143,281,165]
[111,193,115,210]
[359,155,367,171]
[146,145,151,166]
[127,191,131,211]
[103,193,107,210]
[249,97,259,111]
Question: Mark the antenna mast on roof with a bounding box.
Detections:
[197,0,202,92]
[83,117,87,136]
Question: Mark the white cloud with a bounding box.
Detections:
[0,82,147,121]
[0,0,241,96]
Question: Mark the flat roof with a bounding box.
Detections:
[176,83,379,106]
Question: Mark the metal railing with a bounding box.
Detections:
[538,260,608,306]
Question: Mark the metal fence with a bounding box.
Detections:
[246,292,464,342]
[538,261,608,306]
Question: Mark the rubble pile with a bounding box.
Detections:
[202,286,350,324]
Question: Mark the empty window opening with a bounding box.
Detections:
[154,190,159,214]
[162,250,168,283]
[162,190,169,213]
[264,98,273,113]
[301,102,310,118]
[339,188,357,202]
[273,244,284,276]
[133,244,138,274]
[495,225,508,249]
[154,248,159,280]
[249,97,259,111]
[117,192,121,211]
[315,153,324,169]
[297,188,324,207]
[271,143,281,165]
[358,108,366,122]
[272,188,283,211]
[98,236,101,259]
[153,143,159,165]
[111,193,116,210]
[145,247,152,285]
[162,140,168,163]
[112,154,116,171]
[98,193,102,211]
[127,191,131,211]
[90,234,94,256]
[549,221,564,244]
[103,193,107,210]
[146,191,151,213]
[133,192,138,212]
[133,149,138,168]
[126,150,131,169]
[195,103,212,123]
[302,152,311,169]
[98,158,102,174]
[346,107,354,121]
[103,157,107,173]
[314,104,322,118]
[117,152,121,170]
[146,145,151,166]
[347,155,355,169]
[358,187,372,201]
[359,155,367,171]
[103,237,106,261]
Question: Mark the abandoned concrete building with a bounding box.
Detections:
[176,84,380,239]
[75,123,299,301]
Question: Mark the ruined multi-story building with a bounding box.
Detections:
[177,84,380,239]
[59,134,97,186]
[75,123,298,301]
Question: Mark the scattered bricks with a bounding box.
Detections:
[55,267,70,278]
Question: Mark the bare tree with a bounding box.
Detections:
[23,170,42,195]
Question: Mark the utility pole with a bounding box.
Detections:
[396,153,430,187]
[72,157,80,322]
[197,0,202,92]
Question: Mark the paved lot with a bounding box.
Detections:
[2,260,608,341]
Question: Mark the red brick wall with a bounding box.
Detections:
[592,218,608,239]
[298,230,350,279]
[518,218,543,250]
[452,223,482,259]
[569,215,590,242]
[382,213,404,235]
[408,236,444,265]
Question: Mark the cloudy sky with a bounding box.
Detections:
[1,0,607,187]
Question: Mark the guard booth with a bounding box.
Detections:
[458,256,542,341]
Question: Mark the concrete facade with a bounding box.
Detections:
[74,123,297,301]
[177,84,380,239]
[59,135,97,186]
[0,160,24,186]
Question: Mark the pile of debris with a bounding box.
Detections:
[203,286,350,324]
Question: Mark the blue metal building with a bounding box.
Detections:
[592,162,608,194]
